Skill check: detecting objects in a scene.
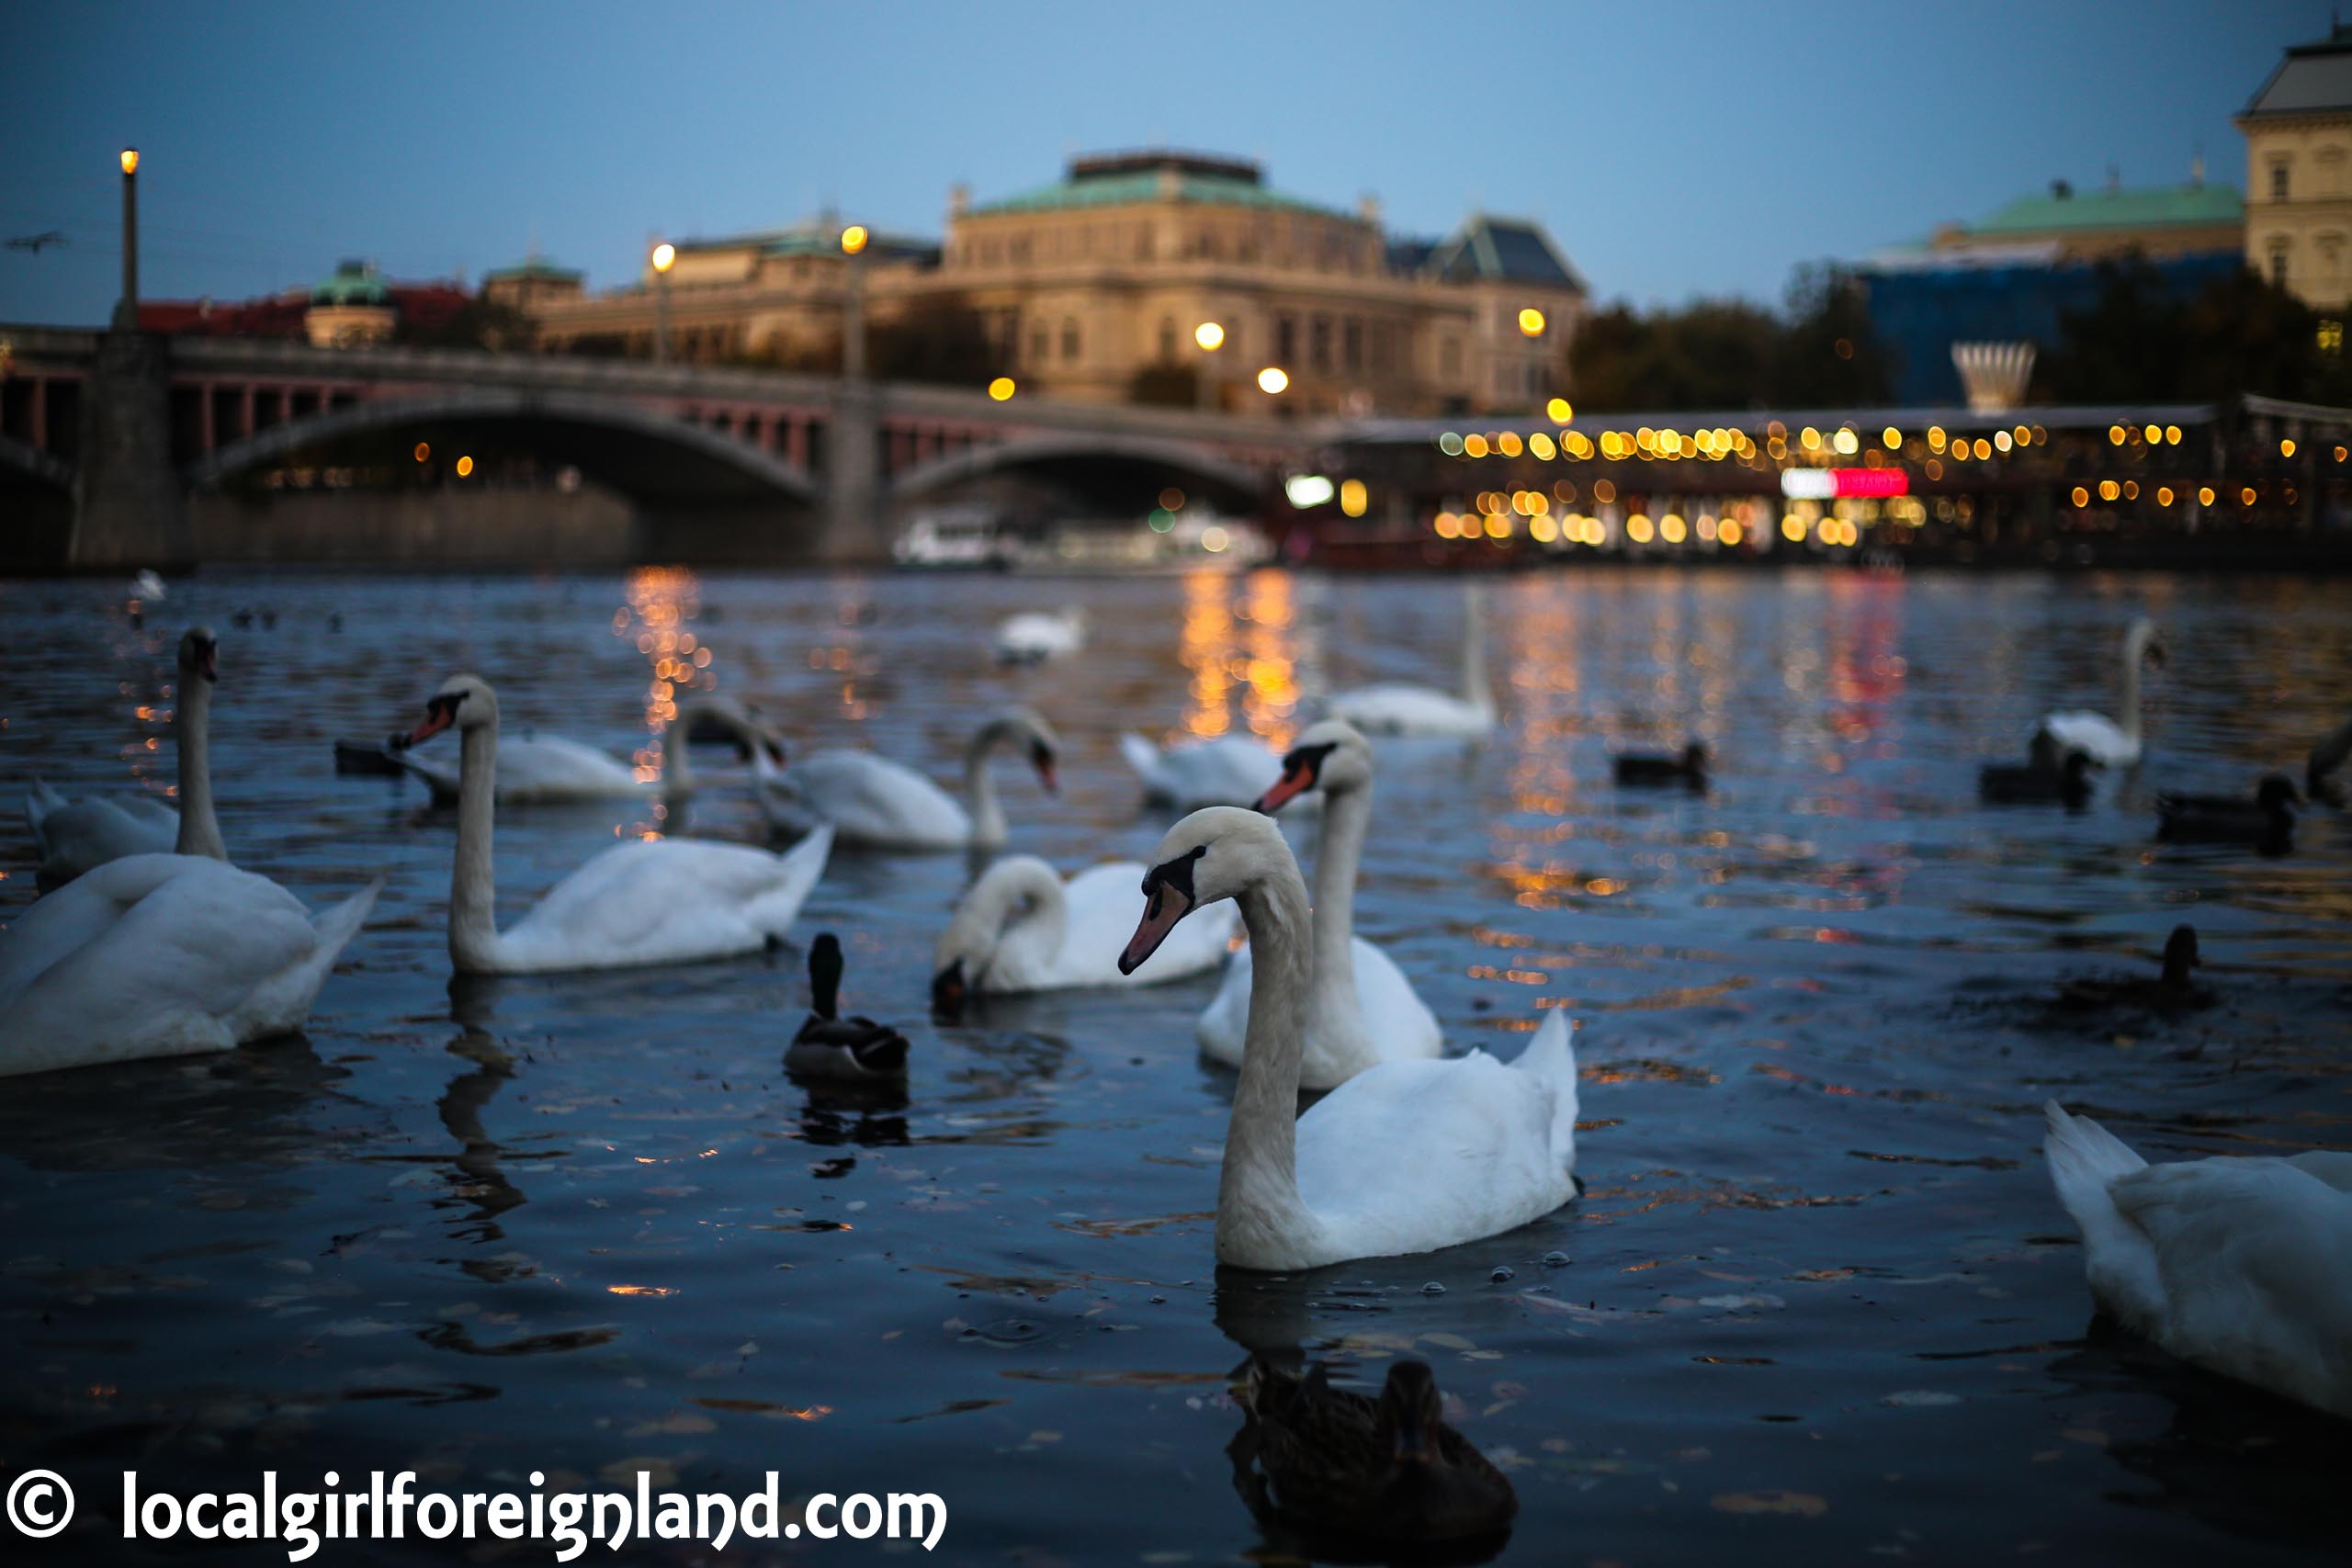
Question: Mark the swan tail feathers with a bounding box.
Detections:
[2042,1100,2173,1327]
[1519,1008,1579,1168]
[1118,733,1160,779]
[760,824,835,935]
[310,878,385,965]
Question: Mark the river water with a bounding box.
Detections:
[2,565,2348,1564]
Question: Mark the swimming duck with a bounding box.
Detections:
[2155,774,2299,852]
[1234,1357,1517,1550]
[1613,741,1707,788]
[1979,747,2097,808]
[786,933,909,1083]
[2052,925,2213,1014]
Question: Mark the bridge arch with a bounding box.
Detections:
[887,430,1264,503]
[185,387,820,502]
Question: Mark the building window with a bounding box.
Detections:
[1030,324,1048,364]
[1441,337,1462,377]
[1061,317,1080,362]
[1159,318,1177,361]
[1310,316,1331,370]
[2273,160,2292,201]
[1343,318,1363,373]
[2270,244,2291,287]
[1275,313,1297,362]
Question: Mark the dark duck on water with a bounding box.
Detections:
[1978,746,2098,808]
[785,933,910,1083]
[2156,773,2300,852]
[1232,1357,1517,1556]
[2052,924,2214,1015]
[1613,741,1707,788]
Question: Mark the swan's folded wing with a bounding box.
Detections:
[2111,1157,2352,1390]
[499,735,643,794]
[1,856,322,1063]
[503,833,829,964]
[787,750,967,844]
[1294,1054,1569,1248]
[1,852,203,999]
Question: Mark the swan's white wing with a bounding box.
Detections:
[493,735,648,799]
[25,793,179,882]
[2110,1158,2352,1418]
[779,750,969,848]
[497,828,832,971]
[1051,861,1237,987]
[1293,1040,1576,1262]
[0,853,334,1075]
[1327,683,1493,738]
[2035,711,2134,766]
[1197,936,1441,1085]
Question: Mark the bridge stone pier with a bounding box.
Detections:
[0,324,1306,570]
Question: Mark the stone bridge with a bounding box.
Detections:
[0,325,1310,568]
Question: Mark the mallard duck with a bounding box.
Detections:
[1613,741,1706,788]
[1979,747,2097,808]
[2155,773,2299,852]
[2309,716,2352,809]
[2052,925,2213,1014]
[786,934,910,1083]
[1233,1357,1517,1551]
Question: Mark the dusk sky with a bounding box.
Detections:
[0,0,2325,326]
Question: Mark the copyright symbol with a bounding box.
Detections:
[6,1470,73,1538]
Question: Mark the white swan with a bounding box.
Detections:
[1118,731,1316,812]
[1326,582,1496,739]
[400,675,832,974]
[993,608,1086,664]
[0,853,379,1077]
[2034,617,2163,767]
[2042,1100,2352,1419]
[1120,807,1578,1270]
[756,709,1058,851]
[26,626,230,889]
[929,852,1239,1016]
[1197,720,1440,1089]
[390,694,775,806]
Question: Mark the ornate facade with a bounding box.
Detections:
[520,151,1588,416]
[2241,23,2352,310]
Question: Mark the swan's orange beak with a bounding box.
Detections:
[1254,761,1316,815]
[1119,882,1192,975]
[404,696,458,749]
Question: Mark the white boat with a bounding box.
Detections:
[892,504,1016,570]
[1015,512,1273,575]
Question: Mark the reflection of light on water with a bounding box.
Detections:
[1177,570,1303,747]
[1179,570,1234,739]
[1238,571,1301,750]
[614,567,716,788]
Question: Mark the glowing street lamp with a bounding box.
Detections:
[1194,320,1227,411]
[1256,366,1289,395]
[988,376,1016,401]
[840,224,869,256]
[650,241,676,363]
[1518,307,1546,337]
[839,222,869,378]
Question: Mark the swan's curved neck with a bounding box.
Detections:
[661,714,695,793]
[1309,781,1370,1030]
[449,723,506,972]
[1218,862,1319,1253]
[2118,632,2146,745]
[944,857,1064,976]
[174,674,226,860]
[1458,587,1493,712]
[965,720,1013,847]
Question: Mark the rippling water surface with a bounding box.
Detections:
[4,566,2350,1564]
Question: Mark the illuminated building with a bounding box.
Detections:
[2240,22,2352,309]
[518,151,1589,415]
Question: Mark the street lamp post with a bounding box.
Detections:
[114,148,140,332]
[839,223,869,380]
[1193,320,1225,413]
[650,242,675,363]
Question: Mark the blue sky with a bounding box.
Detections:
[0,0,2324,326]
